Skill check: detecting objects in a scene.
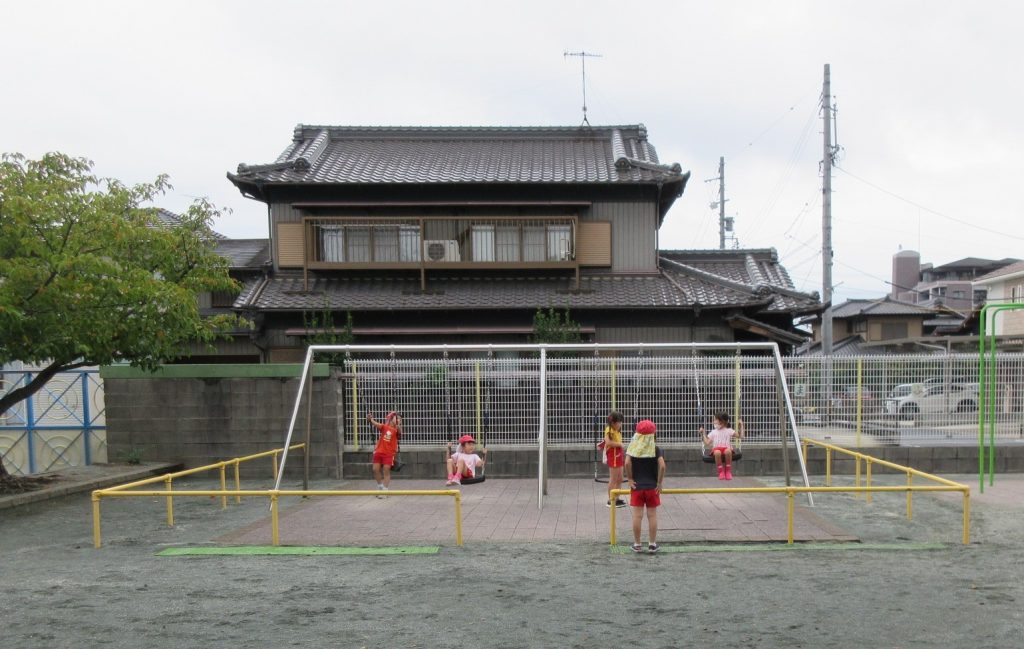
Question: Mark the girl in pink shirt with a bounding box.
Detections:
[699,412,743,480]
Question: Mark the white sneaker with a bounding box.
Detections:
[376,484,385,499]
[382,486,389,498]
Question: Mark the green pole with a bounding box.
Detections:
[611,360,617,411]
[978,306,988,494]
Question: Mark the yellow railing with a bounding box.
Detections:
[93,488,462,549]
[610,440,970,546]
[92,443,464,548]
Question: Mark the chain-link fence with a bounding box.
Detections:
[334,349,1024,448]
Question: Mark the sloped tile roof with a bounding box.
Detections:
[215,239,270,269]
[659,249,820,313]
[229,125,688,186]
[829,297,937,318]
[975,260,1024,282]
[235,248,820,317]
[238,273,689,312]
[153,208,227,239]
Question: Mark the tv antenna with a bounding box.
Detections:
[564,50,601,125]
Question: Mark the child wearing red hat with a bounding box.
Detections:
[624,419,665,553]
[446,434,486,485]
[366,411,402,497]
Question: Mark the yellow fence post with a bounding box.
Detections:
[219,463,228,509]
[962,490,971,545]
[352,362,360,451]
[92,493,102,549]
[610,491,618,546]
[475,362,481,439]
[825,448,832,487]
[270,492,280,546]
[856,358,863,445]
[865,459,873,504]
[165,476,174,527]
[454,491,463,546]
[611,360,616,411]
[734,352,741,420]
[855,454,862,495]
[272,451,278,480]
[787,490,795,544]
[907,473,913,519]
[234,460,242,504]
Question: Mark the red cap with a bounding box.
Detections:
[635,419,657,435]
[458,434,476,444]
[386,411,397,420]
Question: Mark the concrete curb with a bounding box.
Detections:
[0,463,183,511]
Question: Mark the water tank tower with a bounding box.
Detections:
[892,250,921,301]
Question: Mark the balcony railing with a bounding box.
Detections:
[303,216,577,270]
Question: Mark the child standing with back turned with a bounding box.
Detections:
[699,412,742,480]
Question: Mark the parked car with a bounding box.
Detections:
[832,385,878,414]
[884,382,979,419]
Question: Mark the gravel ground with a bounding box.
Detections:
[2,475,1023,649]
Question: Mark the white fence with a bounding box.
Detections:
[336,351,1024,448]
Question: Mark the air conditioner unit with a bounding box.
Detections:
[423,240,461,262]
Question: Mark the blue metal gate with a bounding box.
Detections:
[0,369,106,476]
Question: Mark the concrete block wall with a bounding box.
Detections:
[105,374,343,479]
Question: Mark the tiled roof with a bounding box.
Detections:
[152,209,227,239]
[797,335,879,356]
[828,297,936,318]
[229,124,688,186]
[234,248,820,316]
[215,239,270,269]
[237,273,689,312]
[659,249,820,313]
[975,260,1024,282]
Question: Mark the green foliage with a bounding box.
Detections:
[531,307,582,356]
[117,447,143,465]
[0,152,242,417]
[302,303,353,366]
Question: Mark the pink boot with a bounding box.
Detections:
[724,466,733,480]
[445,473,456,485]
[717,465,726,480]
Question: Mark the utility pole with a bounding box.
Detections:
[718,156,727,249]
[563,51,601,125]
[705,156,731,249]
[822,64,835,355]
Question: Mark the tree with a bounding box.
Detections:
[0,153,241,480]
[302,301,354,366]
[531,306,582,353]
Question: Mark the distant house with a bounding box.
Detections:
[799,297,944,355]
[974,260,1024,336]
[215,124,819,361]
[891,251,1020,312]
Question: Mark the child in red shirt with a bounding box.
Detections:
[366,411,402,497]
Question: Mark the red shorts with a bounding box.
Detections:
[373,452,395,466]
[606,447,624,468]
[630,488,661,508]
[712,446,732,455]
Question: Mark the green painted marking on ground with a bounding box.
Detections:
[158,546,439,556]
[611,542,947,554]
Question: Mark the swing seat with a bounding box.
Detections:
[700,446,742,463]
[459,475,486,485]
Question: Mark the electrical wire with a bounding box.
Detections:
[835,165,1024,242]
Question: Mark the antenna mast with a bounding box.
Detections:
[564,50,601,125]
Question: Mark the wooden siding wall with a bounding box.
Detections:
[585,202,658,273]
[271,204,305,270]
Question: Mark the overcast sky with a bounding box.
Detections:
[3,1,1021,304]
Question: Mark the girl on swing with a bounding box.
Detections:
[699,412,743,480]
[445,434,487,485]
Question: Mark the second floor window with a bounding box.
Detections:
[320,225,421,263]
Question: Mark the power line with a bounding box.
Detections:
[835,165,1024,241]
